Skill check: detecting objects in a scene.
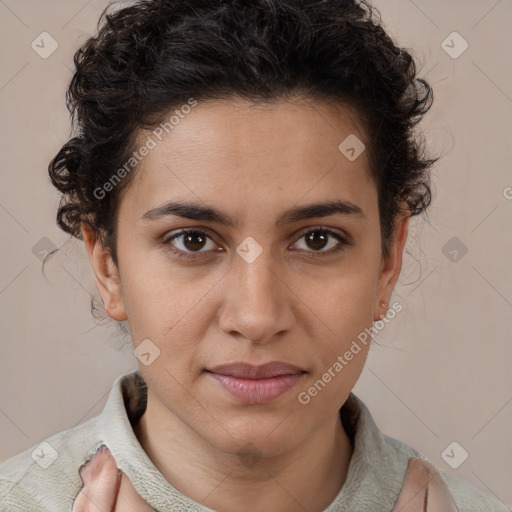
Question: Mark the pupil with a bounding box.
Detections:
[184,232,205,251]
[307,231,327,251]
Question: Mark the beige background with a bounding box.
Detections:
[0,0,511,505]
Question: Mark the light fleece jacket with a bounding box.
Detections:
[0,370,510,512]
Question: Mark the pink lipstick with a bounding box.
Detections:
[205,361,306,404]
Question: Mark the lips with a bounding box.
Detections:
[205,361,306,404]
[206,361,305,379]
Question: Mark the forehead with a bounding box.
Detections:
[119,96,376,222]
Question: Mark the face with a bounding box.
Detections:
[83,96,408,458]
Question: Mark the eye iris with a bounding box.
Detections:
[306,231,328,251]
[183,232,206,251]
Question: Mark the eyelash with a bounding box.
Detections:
[161,227,350,261]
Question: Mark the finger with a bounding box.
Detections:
[72,445,121,512]
[392,457,428,512]
[112,471,155,512]
[421,462,460,511]
[392,458,459,512]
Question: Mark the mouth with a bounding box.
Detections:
[205,361,307,404]
[206,361,306,379]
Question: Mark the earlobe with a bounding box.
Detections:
[374,213,409,322]
[81,222,127,322]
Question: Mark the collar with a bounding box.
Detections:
[98,370,417,511]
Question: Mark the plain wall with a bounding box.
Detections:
[0,0,511,505]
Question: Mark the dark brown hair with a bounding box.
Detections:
[49,0,437,267]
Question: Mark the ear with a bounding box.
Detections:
[374,212,409,322]
[81,222,127,322]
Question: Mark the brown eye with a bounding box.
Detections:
[163,229,219,259]
[181,231,208,251]
[305,231,329,251]
[292,228,348,256]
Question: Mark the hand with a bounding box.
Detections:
[72,444,155,512]
[392,457,459,511]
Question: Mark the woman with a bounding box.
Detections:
[0,0,509,511]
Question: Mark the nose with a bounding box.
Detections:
[217,247,295,345]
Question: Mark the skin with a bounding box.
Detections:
[73,448,459,512]
[73,446,153,512]
[81,95,409,512]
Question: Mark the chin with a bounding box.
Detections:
[206,421,304,461]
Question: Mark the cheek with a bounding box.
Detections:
[298,277,375,410]
[119,261,207,346]
[318,257,379,324]
[119,261,218,384]
[308,261,379,367]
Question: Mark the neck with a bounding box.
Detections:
[133,390,353,512]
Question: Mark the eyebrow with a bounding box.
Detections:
[140,199,365,227]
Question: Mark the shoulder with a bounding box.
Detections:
[380,435,511,511]
[378,434,511,511]
[0,371,141,512]
[0,416,102,512]
[440,470,511,512]
[345,394,510,511]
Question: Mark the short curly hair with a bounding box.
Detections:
[49,0,437,267]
